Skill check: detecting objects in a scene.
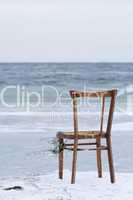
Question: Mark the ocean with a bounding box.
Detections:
[0,63,133,177]
[0,63,133,88]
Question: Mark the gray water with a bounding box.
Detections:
[0,63,133,177]
[0,63,133,88]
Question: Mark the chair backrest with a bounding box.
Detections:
[70,89,117,138]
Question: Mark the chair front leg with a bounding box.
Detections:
[71,139,78,184]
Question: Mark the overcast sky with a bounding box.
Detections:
[0,0,133,62]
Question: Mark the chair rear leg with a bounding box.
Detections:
[96,137,102,178]
[59,138,64,179]
[106,137,115,183]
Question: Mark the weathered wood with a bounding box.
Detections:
[96,137,102,178]
[106,136,115,183]
[56,89,117,184]
[59,138,64,179]
[100,96,105,133]
[106,90,117,137]
[57,131,106,139]
[71,96,78,184]
[70,90,117,98]
[64,142,97,146]
[106,90,117,183]
[64,146,108,151]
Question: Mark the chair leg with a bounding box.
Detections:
[71,143,78,184]
[106,137,115,183]
[59,138,64,179]
[96,138,102,178]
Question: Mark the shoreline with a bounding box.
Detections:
[0,170,133,200]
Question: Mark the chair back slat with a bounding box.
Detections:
[72,96,78,137]
[100,96,105,133]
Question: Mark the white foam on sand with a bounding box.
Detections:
[0,170,133,200]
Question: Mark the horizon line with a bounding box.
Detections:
[0,61,133,64]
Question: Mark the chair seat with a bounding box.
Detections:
[57,130,106,139]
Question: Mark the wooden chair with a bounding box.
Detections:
[57,89,117,184]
